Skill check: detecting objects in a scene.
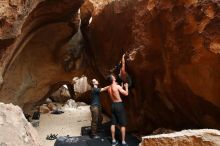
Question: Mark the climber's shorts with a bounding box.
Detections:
[111,102,127,126]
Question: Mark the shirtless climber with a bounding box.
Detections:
[107,74,129,146]
[90,79,109,139]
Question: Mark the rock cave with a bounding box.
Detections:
[1,0,220,146]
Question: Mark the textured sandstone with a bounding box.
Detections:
[39,104,50,113]
[0,0,44,39]
[83,0,220,133]
[50,86,71,103]
[140,129,220,146]
[47,103,57,111]
[0,103,41,146]
[0,0,220,136]
[0,0,87,112]
[73,76,91,94]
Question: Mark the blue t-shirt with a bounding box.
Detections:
[91,88,101,106]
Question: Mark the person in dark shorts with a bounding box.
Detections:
[107,75,129,146]
[90,79,109,139]
[111,102,127,127]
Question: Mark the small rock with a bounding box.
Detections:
[45,98,52,103]
[39,105,50,114]
[47,103,57,111]
[65,99,78,108]
[62,99,81,111]
[77,102,87,106]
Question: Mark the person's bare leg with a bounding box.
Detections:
[121,126,126,143]
[111,125,116,141]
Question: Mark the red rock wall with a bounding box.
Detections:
[0,0,88,111]
[84,0,220,133]
[1,0,220,135]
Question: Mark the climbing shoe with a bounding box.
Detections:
[121,143,128,146]
[112,140,118,146]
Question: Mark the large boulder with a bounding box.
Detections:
[73,76,91,94]
[0,103,41,146]
[81,0,220,133]
[50,86,71,103]
[140,129,220,146]
[0,0,86,111]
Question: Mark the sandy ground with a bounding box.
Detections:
[35,105,109,146]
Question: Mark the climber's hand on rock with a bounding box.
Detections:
[124,83,128,88]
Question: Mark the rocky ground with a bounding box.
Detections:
[1,102,220,146]
[36,106,90,146]
[35,101,109,146]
